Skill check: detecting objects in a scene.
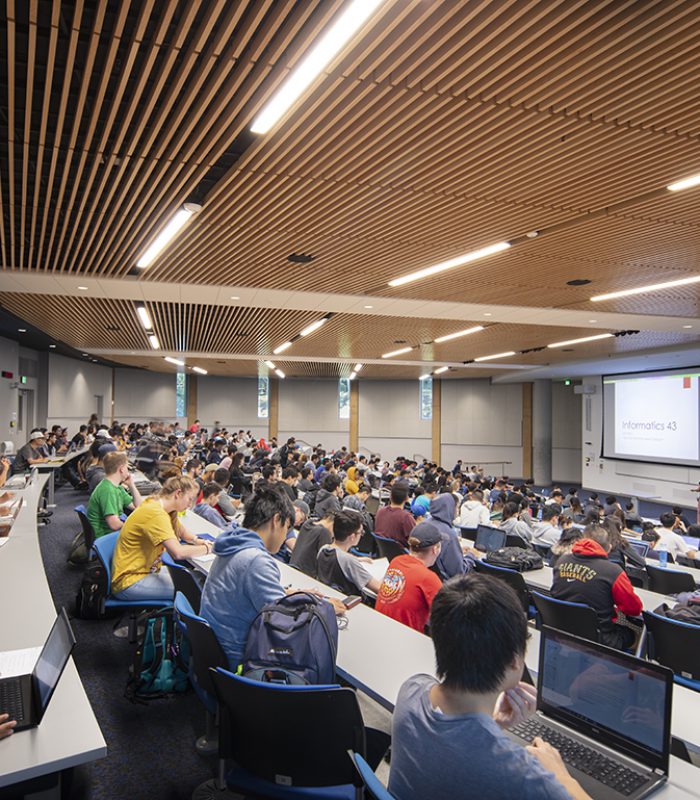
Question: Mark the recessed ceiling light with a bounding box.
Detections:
[434,325,484,344]
[364,305,373,309]
[382,346,413,358]
[164,356,185,366]
[78,285,88,290]
[148,334,160,350]
[667,173,700,192]
[49,344,56,349]
[354,363,363,372]
[275,369,286,379]
[264,360,276,369]
[419,373,432,380]
[136,305,152,330]
[683,324,693,329]
[192,366,208,374]
[230,295,240,300]
[591,275,700,302]
[18,328,26,332]
[547,333,614,349]
[474,351,516,362]
[483,313,492,317]
[136,203,202,267]
[388,241,511,287]
[273,341,293,355]
[349,371,357,380]
[300,317,329,337]
[588,319,597,323]
[82,353,88,356]
[434,366,449,374]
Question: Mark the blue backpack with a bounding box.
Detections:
[242,592,338,685]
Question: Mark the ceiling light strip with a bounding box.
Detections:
[164,356,185,366]
[136,203,202,268]
[474,351,515,362]
[434,325,484,344]
[547,333,614,348]
[381,346,413,358]
[388,242,511,287]
[667,173,700,192]
[192,366,207,375]
[591,275,700,302]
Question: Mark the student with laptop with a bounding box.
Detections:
[389,574,591,799]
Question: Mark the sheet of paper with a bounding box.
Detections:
[0,646,42,678]
[193,553,216,564]
[365,557,389,582]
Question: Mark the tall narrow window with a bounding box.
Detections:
[175,372,187,418]
[258,376,269,418]
[338,378,350,419]
[420,377,433,420]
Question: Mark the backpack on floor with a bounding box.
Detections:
[242,592,338,685]
[67,531,90,566]
[485,547,544,572]
[75,560,109,619]
[125,607,190,702]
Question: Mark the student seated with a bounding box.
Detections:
[375,484,415,547]
[12,431,48,472]
[274,499,309,563]
[314,473,343,517]
[551,524,642,650]
[459,488,490,528]
[87,452,142,539]
[111,476,212,601]
[499,501,533,544]
[86,442,118,493]
[316,509,382,596]
[289,509,335,578]
[375,520,443,633]
[429,493,477,580]
[389,574,590,800]
[193,483,229,529]
[530,504,561,547]
[654,511,698,561]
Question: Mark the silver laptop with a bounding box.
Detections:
[509,627,672,799]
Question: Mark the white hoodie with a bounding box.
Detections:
[459,499,490,528]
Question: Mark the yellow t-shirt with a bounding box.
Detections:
[111,497,178,594]
[346,466,357,483]
[345,477,359,495]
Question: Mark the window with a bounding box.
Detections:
[420,376,432,420]
[338,378,350,419]
[175,372,187,418]
[258,376,269,418]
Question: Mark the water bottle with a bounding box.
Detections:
[658,543,668,569]
[537,505,543,521]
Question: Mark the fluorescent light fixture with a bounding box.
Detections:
[667,173,700,192]
[250,0,388,134]
[381,346,413,358]
[273,341,293,355]
[264,360,276,369]
[349,371,357,380]
[591,275,700,302]
[354,363,363,372]
[434,366,449,374]
[164,356,185,366]
[547,333,614,349]
[230,295,240,300]
[136,203,202,268]
[18,328,26,332]
[49,344,56,349]
[275,369,286,379]
[434,325,484,344]
[474,351,515,362]
[148,334,160,350]
[300,317,329,337]
[136,305,152,330]
[388,241,511,287]
[78,285,88,290]
[192,366,208,374]
[419,373,432,380]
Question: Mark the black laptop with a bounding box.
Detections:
[475,524,507,553]
[0,608,76,731]
[509,627,672,799]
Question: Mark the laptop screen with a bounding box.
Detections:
[682,535,700,550]
[627,540,649,559]
[32,609,76,717]
[538,627,671,772]
[475,525,506,552]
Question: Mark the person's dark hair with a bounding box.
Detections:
[282,466,299,480]
[568,488,577,496]
[322,473,342,492]
[423,482,437,494]
[185,458,201,473]
[625,502,635,512]
[430,574,528,693]
[642,529,660,544]
[262,465,277,481]
[300,466,312,479]
[243,485,294,530]
[589,492,599,501]
[641,520,656,533]
[542,504,560,522]
[232,452,245,470]
[551,490,563,499]
[583,509,600,526]
[569,496,582,512]
[214,467,230,486]
[201,483,222,500]
[390,484,409,505]
[605,495,617,506]
[470,489,484,502]
[659,511,676,529]
[356,482,370,495]
[501,501,519,521]
[687,524,700,538]
[672,506,683,516]
[583,523,610,550]
[333,509,363,542]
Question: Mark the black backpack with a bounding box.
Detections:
[485,547,543,572]
[75,560,109,619]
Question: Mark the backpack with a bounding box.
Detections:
[125,607,190,702]
[75,560,109,619]
[485,547,544,572]
[67,531,91,566]
[242,592,338,685]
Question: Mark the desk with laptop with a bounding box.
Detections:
[185,508,700,799]
[35,446,87,506]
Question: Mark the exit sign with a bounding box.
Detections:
[1,371,12,379]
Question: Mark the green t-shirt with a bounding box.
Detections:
[87,479,134,539]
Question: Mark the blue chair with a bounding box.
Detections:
[372,534,407,561]
[645,564,695,595]
[530,591,600,643]
[162,552,203,614]
[474,560,536,619]
[74,504,97,552]
[174,592,227,754]
[203,668,382,799]
[348,752,395,800]
[642,609,700,691]
[92,532,172,642]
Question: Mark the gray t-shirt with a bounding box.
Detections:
[389,674,572,800]
[317,545,372,592]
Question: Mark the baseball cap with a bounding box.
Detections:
[98,443,117,457]
[30,431,46,441]
[293,499,310,517]
[410,521,442,548]
[203,463,219,473]
[95,428,112,439]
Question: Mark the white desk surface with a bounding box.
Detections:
[185,509,700,794]
[0,475,106,788]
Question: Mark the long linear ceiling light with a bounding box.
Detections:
[264,360,276,369]
[388,242,511,287]
[434,325,484,343]
[164,356,185,366]
[591,275,700,302]
[136,305,152,329]
[667,173,700,192]
[275,369,286,379]
[354,363,363,372]
[434,366,449,374]
[273,341,293,355]
[136,203,202,268]
[382,346,413,358]
[192,366,208,375]
[300,316,330,337]
[474,351,515,362]
[349,371,357,380]
[250,0,389,135]
[148,334,160,350]
[548,333,614,348]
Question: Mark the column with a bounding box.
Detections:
[349,380,359,452]
[532,379,552,486]
[431,378,442,463]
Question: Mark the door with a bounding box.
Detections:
[94,395,104,426]
[18,389,35,437]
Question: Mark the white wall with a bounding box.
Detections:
[552,382,582,484]
[279,379,349,452]
[196,376,267,439]
[113,367,176,424]
[358,380,431,461]
[0,336,20,446]
[441,379,524,477]
[47,353,113,435]
[581,375,700,509]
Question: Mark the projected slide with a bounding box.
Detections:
[603,369,700,467]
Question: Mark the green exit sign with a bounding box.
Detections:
[20,376,27,384]
[564,379,571,386]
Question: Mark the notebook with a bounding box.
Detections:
[509,627,671,800]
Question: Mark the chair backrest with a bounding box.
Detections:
[163,555,203,614]
[645,564,695,595]
[474,559,530,614]
[373,534,407,561]
[349,751,396,800]
[505,533,528,550]
[531,591,600,642]
[643,610,700,680]
[74,504,96,551]
[92,531,119,586]
[174,592,228,698]
[365,495,380,516]
[210,668,365,791]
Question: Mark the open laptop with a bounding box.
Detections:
[0,609,76,731]
[0,497,23,536]
[627,540,650,559]
[509,627,672,800]
[475,524,507,552]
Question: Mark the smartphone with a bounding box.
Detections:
[342,595,362,609]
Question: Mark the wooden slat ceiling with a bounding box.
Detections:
[2,0,700,377]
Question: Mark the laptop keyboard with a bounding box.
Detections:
[0,681,25,724]
[511,718,647,796]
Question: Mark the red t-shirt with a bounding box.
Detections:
[375,506,416,547]
[375,554,442,633]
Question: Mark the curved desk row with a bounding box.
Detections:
[0,474,106,792]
